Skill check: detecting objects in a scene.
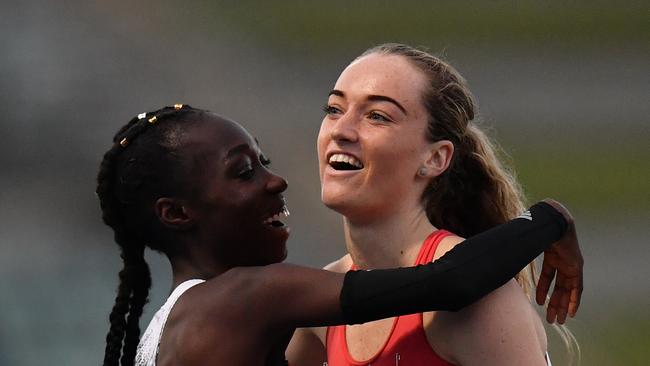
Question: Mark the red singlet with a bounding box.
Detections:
[326,230,455,366]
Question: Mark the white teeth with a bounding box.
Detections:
[328,153,363,168]
[263,206,290,224]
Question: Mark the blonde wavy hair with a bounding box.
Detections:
[361,43,579,364]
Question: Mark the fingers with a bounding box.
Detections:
[546,273,570,324]
[568,277,583,317]
[557,284,570,324]
[545,274,583,324]
[569,291,579,317]
[536,261,555,306]
[546,280,560,323]
[546,303,557,324]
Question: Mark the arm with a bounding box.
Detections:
[243,201,576,330]
[285,259,346,366]
[337,201,570,324]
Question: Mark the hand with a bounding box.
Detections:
[535,199,584,324]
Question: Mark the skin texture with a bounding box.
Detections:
[536,199,583,323]
[160,120,290,287]
[152,116,350,365]
[121,112,583,365]
[318,54,453,228]
[288,54,578,365]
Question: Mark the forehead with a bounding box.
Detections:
[183,115,259,161]
[334,54,427,103]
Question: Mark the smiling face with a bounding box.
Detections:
[317,53,449,223]
[181,115,290,266]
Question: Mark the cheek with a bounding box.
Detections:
[211,189,259,224]
[368,161,414,196]
[364,136,423,192]
[317,120,330,152]
[316,120,330,170]
[367,133,421,173]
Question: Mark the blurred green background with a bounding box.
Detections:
[1,1,648,365]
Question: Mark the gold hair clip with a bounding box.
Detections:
[174,104,183,110]
[148,116,158,124]
[120,138,128,147]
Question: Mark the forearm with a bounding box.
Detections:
[340,201,567,324]
[258,202,565,329]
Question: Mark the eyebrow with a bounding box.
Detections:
[328,89,407,115]
[225,141,263,160]
[225,143,252,159]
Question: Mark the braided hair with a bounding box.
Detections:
[96,105,202,366]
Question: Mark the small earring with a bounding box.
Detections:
[417,168,428,177]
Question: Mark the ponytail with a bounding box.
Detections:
[362,43,579,364]
[424,124,525,237]
[423,121,537,293]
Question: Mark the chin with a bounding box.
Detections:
[321,193,348,213]
[321,194,367,221]
[277,247,288,263]
[322,184,354,208]
[323,192,398,227]
[263,250,287,265]
[268,239,289,264]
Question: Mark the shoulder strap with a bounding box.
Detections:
[135,279,205,366]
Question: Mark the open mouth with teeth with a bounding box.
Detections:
[262,206,290,228]
[329,153,364,171]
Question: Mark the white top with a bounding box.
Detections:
[546,351,553,366]
[135,279,205,366]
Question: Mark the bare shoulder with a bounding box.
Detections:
[433,234,464,261]
[157,278,249,365]
[324,253,353,273]
[167,268,272,337]
[436,279,548,365]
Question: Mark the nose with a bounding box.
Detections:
[329,111,359,143]
[266,171,288,194]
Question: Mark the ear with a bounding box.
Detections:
[155,197,194,230]
[419,140,454,179]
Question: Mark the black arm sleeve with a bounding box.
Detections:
[340,201,567,324]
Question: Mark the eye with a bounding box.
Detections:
[260,155,271,167]
[323,105,342,116]
[238,165,254,180]
[368,111,392,123]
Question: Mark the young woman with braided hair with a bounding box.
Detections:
[97,104,582,366]
[288,44,581,365]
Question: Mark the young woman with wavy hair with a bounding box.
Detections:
[288,44,580,366]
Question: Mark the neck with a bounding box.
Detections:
[167,239,230,290]
[344,205,436,269]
